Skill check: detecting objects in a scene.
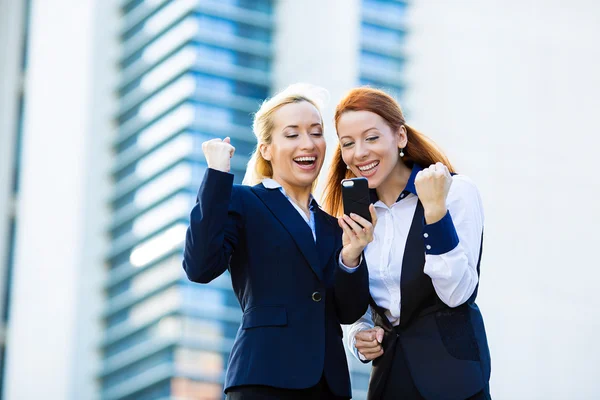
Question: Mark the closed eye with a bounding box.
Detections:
[366,136,379,142]
[341,141,354,148]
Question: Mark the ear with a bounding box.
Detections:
[259,143,271,161]
[397,125,408,149]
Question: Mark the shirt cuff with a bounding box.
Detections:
[338,253,363,272]
[422,211,459,255]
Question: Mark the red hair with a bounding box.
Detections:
[322,87,455,217]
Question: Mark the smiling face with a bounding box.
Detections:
[337,110,407,189]
[260,100,326,190]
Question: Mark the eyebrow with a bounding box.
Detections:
[283,123,322,129]
[339,127,377,140]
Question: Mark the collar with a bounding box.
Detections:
[369,163,423,203]
[261,178,319,210]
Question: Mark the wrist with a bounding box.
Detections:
[208,163,230,173]
[341,250,360,268]
[423,204,447,224]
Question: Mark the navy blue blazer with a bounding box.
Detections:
[183,169,369,397]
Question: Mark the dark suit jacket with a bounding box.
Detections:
[183,169,369,397]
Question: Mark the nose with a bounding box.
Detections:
[354,141,369,161]
[300,132,316,151]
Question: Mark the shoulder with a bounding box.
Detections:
[315,207,342,231]
[318,207,339,223]
[448,174,481,201]
[447,174,484,219]
[228,184,258,212]
[232,183,255,196]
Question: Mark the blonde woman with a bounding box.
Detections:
[183,84,376,399]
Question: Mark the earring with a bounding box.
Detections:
[399,148,405,157]
[346,165,350,169]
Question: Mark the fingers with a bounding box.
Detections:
[355,337,381,353]
[355,328,380,343]
[348,212,371,229]
[425,162,449,176]
[202,138,222,151]
[202,137,235,172]
[369,204,378,228]
[357,345,383,356]
[374,326,384,343]
[355,328,385,360]
[347,212,375,246]
[343,214,368,236]
[417,163,451,184]
[359,347,384,360]
[338,218,355,244]
[341,215,363,240]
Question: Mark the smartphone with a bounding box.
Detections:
[341,177,372,224]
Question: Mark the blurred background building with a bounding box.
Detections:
[0,0,598,399]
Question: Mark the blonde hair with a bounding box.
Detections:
[242,83,329,186]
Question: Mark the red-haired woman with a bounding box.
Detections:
[322,88,491,400]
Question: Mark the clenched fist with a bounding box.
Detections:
[415,162,452,224]
[354,326,385,361]
[202,137,235,173]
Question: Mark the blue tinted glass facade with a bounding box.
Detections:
[350,2,408,398]
[359,0,407,100]
[101,0,273,398]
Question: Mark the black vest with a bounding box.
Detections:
[367,201,491,400]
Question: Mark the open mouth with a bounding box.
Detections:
[356,161,379,176]
[293,156,317,169]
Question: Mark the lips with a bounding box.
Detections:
[355,160,379,177]
[358,161,379,171]
[293,155,317,170]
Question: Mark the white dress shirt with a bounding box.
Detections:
[345,168,485,361]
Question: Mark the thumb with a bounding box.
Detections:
[223,137,231,144]
[375,327,384,343]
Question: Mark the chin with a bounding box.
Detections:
[301,177,318,188]
[288,175,316,188]
[356,172,380,189]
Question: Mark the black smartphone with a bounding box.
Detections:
[341,177,372,224]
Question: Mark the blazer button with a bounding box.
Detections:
[312,291,322,302]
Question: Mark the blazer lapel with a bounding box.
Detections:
[314,207,336,272]
[251,185,323,281]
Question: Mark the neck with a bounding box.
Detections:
[376,161,412,207]
[274,177,312,210]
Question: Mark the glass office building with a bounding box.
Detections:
[359,0,406,99]
[101,1,274,398]
[0,0,32,397]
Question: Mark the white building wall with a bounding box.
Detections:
[2,0,116,398]
[404,1,600,398]
[273,0,362,197]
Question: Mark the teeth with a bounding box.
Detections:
[358,162,379,171]
[294,157,316,162]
